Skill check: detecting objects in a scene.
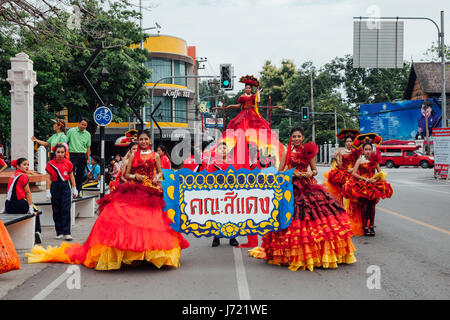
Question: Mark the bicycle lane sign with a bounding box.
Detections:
[94,106,112,126]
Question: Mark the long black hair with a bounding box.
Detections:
[157,145,171,162]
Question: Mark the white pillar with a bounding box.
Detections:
[328,142,333,164]
[37,146,47,178]
[7,53,38,171]
[319,145,323,163]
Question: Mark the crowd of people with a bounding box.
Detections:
[1,74,393,275]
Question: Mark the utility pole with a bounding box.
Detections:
[310,72,315,142]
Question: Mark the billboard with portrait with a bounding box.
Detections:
[359,99,442,141]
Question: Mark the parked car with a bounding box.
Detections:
[377,145,434,169]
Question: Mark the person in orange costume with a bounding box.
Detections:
[27,130,189,270]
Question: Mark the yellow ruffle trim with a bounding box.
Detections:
[26,242,182,271]
[26,242,73,264]
[85,244,182,270]
[249,238,357,272]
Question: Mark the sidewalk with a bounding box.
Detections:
[0,187,98,299]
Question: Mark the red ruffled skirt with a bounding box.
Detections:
[250,179,357,271]
[342,179,393,201]
[26,183,189,270]
[323,165,351,204]
[227,108,271,132]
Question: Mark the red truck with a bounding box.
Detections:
[377,144,434,169]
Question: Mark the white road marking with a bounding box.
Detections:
[233,248,251,300]
[378,207,450,236]
[31,269,71,300]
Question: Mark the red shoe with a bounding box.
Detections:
[237,235,258,248]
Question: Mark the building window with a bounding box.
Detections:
[146,58,172,84]
[175,98,187,123]
[146,96,172,122]
[174,60,186,86]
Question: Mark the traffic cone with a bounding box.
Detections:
[237,235,258,248]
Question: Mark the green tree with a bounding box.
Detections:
[0,0,151,144]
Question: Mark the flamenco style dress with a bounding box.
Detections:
[221,93,285,170]
[26,148,189,270]
[323,148,363,235]
[342,152,393,233]
[219,93,285,247]
[249,142,357,271]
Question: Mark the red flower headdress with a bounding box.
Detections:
[336,128,360,141]
[11,160,17,168]
[353,133,382,149]
[239,75,260,88]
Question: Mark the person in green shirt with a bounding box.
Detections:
[32,119,68,160]
[66,118,92,194]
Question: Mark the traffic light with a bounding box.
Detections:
[301,107,309,120]
[220,64,233,90]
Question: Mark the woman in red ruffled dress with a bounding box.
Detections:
[342,137,393,236]
[249,127,357,271]
[215,76,285,248]
[323,129,363,235]
[27,130,189,270]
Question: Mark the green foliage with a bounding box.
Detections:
[422,41,450,62]
[0,0,150,144]
[259,55,410,145]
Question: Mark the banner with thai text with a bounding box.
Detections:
[162,167,294,238]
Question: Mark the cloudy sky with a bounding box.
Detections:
[138,0,447,92]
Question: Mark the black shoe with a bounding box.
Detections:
[369,226,376,236]
[212,237,220,247]
[229,238,239,246]
[35,232,42,244]
[363,227,370,236]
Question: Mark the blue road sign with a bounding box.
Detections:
[94,106,112,126]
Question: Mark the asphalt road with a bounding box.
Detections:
[2,167,450,300]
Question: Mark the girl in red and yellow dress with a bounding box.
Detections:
[217,76,285,248]
[323,129,363,235]
[342,135,393,236]
[249,127,357,271]
[27,130,189,270]
[220,75,285,171]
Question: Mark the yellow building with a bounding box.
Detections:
[62,34,201,156]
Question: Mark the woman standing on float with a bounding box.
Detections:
[323,129,363,235]
[342,134,393,236]
[250,127,357,271]
[219,75,285,248]
[27,130,189,270]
